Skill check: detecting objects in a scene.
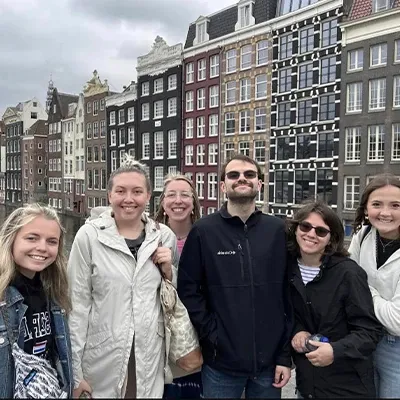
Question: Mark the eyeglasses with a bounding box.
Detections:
[164,191,193,200]
[298,221,331,238]
[225,170,258,180]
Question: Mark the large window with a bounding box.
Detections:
[185,118,193,139]
[298,62,313,89]
[240,78,251,102]
[372,0,389,13]
[369,78,386,110]
[240,110,251,133]
[196,144,205,165]
[276,137,293,160]
[275,171,289,204]
[256,74,267,99]
[196,173,204,199]
[348,49,363,71]
[198,59,206,81]
[209,114,218,137]
[210,55,220,77]
[295,170,311,204]
[185,145,193,165]
[345,127,361,162]
[255,107,266,131]
[318,132,334,158]
[154,100,163,118]
[299,26,314,54]
[154,78,163,94]
[241,45,252,69]
[209,85,219,108]
[142,132,150,159]
[239,141,250,157]
[208,143,218,165]
[368,125,385,161]
[344,176,360,210]
[279,34,293,60]
[256,40,268,65]
[298,99,312,124]
[186,91,194,112]
[154,167,164,191]
[226,49,237,73]
[392,123,400,161]
[197,88,205,110]
[393,76,400,107]
[370,43,387,66]
[321,19,337,48]
[279,68,292,93]
[320,56,336,84]
[168,130,177,158]
[225,112,235,135]
[254,140,266,163]
[186,62,194,83]
[346,82,363,113]
[319,94,336,121]
[208,173,218,200]
[141,103,149,120]
[316,169,333,205]
[168,74,177,90]
[225,142,235,161]
[168,98,177,116]
[225,81,236,104]
[197,116,205,138]
[296,135,311,159]
[278,102,291,126]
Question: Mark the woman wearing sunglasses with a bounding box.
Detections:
[287,201,382,398]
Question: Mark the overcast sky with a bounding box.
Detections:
[0,0,234,117]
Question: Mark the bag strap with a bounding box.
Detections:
[360,224,372,246]
[0,301,16,346]
[153,221,166,280]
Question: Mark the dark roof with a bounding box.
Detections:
[184,0,277,49]
[26,120,46,136]
[57,91,79,119]
[348,0,399,20]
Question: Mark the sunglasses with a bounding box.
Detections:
[226,170,258,180]
[298,221,331,238]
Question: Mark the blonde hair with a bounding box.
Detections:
[0,203,71,313]
[154,173,201,225]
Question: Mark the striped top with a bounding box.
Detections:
[298,260,321,285]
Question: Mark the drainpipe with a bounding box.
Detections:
[217,45,223,209]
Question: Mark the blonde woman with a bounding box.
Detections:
[68,158,179,398]
[0,204,72,398]
[155,173,202,399]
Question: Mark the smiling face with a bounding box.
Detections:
[220,160,261,204]
[366,185,400,239]
[12,216,61,279]
[162,179,194,224]
[296,212,331,260]
[108,172,151,223]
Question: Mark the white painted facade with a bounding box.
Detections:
[75,94,85,182]
[21,98,48,132]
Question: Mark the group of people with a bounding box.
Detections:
[0,152,399,399]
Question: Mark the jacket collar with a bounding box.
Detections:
[220,202,262,226]
[2,285,24,308]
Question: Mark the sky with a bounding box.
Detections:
[0,0,234,117]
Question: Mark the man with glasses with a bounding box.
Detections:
[178,154,292,398]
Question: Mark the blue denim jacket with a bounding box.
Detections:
[0,286,73,398]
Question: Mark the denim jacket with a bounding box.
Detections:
[0,286,73,398]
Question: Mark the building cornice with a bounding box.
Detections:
[183,0,342,58]
[106,88,137,107]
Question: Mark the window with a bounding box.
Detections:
[393,76,400,107]
[299,27,314,54]
[168,130,177,158]
[240,78,251,102]
[369,78,386,110]
[128,126,135,143]
[210,55,220,77]
[344,176,360,210]
[241,45,252,69]
[142,82,149,96]
[100,99,105,110]
[142,132,150,159]
[127,107,134,122]
[372,0,389,12]
[278,102,291,126]
[86,102,92,114]
[186,91,194,112]
[316,169,333,205]
[168,166,177,175]
[345,127,361,162]
[275,171,289,203]
[186,62,194,83]
[185,145,194,165]
[168,98,177,116]
[209,86,219,108]
[254,140,266,163]
[296,135,311,159]
[208,143,218,165]
[298,99,312,124]
[225,142,235,161]
[321,19,337,47]
[298,63,313,89]
[279,34,292,60]
[154,100,164,118]
[320,56,336,84]
[154,167,164,191]
[348,49,363,71]
[319,94,336,121]
[368,125,385,161]
[101,145,106,161]
[225,81,236,104]
[154,78,163,93]
[226,49,237,73]
[208,173,218,200]
[318,132,334,158]
[346,82,363,112]
[93,122,99,138]
[239,110,251,133]
[256,40,268,65]
[197,88,205,110]
[196,173,204,199]
[185,118,194,138]
[395,40,400,62]
[239,3,251,27]
[110,129,116,146]
[154,132,163,159]
[255,107,266,131]
[168,74,177,90]
[100,120,106,137]
[118,109,125,124]
[225,112,235,135]
[209,114,218,137]
[86,123,92,139]
[255,74,267,99]
[119,128,125,146]
[93,101,99,116]
[196,21,206,43]
[198,59,206,81]
[142,103,149,120]
[239,141,250,156]
[196,144,205,165]
[392,123,400,160]
[197,116,205,138]
[279,68,292,93]
[31,112,37,119]
[370,43,387,66]
[295,170,311,204]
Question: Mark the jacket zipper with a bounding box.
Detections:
[238,243,244,280]
[244,224,257,375]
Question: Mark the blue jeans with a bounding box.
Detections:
[374,334,400,398]
[202,364,281,399]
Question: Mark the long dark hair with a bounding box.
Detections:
[287,200,348,258]
[353,173,400,233]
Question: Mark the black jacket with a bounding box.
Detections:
[177,203,292,376]
[290,255,383,398]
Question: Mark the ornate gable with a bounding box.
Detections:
[83,70,109,97]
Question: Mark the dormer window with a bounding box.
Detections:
[372,0,390,12]
[193,16,209,45]
[235,0,255,31]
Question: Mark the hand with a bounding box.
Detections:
[273,365,291,388]
[152,246,172,281]
[305,341,334,367]
[291,331,311,353]
[73,380,92,399]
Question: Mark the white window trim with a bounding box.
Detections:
[193,17,209,45]
[235,0,255,31]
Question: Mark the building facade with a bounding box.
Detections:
[338,0,400,237]
[83,70,110,214]
[269,0,343,218]
[0,120,6,204]
[136,36,183,214]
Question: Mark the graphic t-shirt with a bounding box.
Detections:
[12,272,54,361]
